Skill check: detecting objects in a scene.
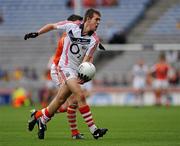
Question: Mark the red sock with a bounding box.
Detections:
[67,105,80,136]
[57,106,67,113]
[35,110,43,119]
[41,108,53,124]
[79,105,97,134]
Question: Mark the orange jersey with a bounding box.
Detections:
[53,33,66,66]
[153,63,170,80]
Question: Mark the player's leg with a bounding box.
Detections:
[134,89,144,107]
[139,89,144,106]
[133,89,139,107]
[56,72,93,139]
[65,97,84,139]
[28,83,72,139]
[154,89,162,106]
[28,67,83,139]
[133,81,141,107]
[52,67,83,139]
[56,100,69,113]
[58,96,84,139]
[162,81,172,107]
[66,78,108,139]
[135,79,145,107]
[64,83,93,139]
[153,80,162,106]
[51,64,69,113]
[58,83,92,139]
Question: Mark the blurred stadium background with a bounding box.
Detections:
[0,0,179,107]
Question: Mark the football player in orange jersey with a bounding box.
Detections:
[150,53,172,106]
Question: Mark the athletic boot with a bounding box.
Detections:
[37,118,47,139]
[93,128,108,139]
[28,109,37,131]
[72,133,84,139]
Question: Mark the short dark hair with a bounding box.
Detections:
[67,14,83,21]
[84,8,101,22]
[159,53,166,60]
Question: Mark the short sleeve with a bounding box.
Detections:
[54,20,75,33]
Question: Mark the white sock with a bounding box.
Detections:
[89,124,98,134]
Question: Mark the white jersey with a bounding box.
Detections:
[132,64,148,89]
[54,20,99,70]
[133,64,148,81]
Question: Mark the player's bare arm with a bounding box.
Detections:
[24,23,57,40]
[38,23,57,35]
[83,55,93,63]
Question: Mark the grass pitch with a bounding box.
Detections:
[0,106,180,146]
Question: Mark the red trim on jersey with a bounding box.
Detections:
[89,45,96,57]
[65,40,71,66]
[56,20,69,26]
[92,32,100,43]
[88,33,99,57]
[72,20,81,25]
[56,20,81,27]
[55,66,62,84]
[57,66,66,83]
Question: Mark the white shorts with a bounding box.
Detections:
[152,79,169,89]
[81,81,93,90]
[50,64,78,86]
[133,78,146,90]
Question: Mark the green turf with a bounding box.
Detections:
[0,106,180,146]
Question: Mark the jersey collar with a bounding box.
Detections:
[79,23,94,36]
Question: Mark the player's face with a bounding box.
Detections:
[89,13,101,31]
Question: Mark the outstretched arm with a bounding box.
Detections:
[24,23,57,40]
[37,23,56,35]
[24,20,74,40]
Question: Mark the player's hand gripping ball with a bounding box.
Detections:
[78,62,96,83]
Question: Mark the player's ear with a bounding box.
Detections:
[87,17,91,21]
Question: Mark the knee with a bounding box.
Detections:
[69,97,78,105]
[76,92,86,103]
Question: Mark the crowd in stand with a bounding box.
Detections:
[0,66,39,82]
[0,9,3,24]
[95,51,180,87]
[66,0,118,8]
[0,51,179,86]
[0,51,179,108]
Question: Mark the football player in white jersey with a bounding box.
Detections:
[132,59,148,106]
[51,14,94,139]
[24,8,108,140]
